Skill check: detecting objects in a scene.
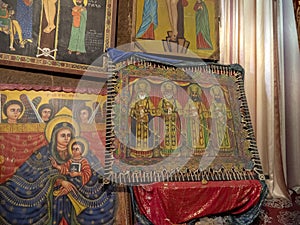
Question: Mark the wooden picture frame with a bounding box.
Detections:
[129,0,220,61]
[0,0,117,76]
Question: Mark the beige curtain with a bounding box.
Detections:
[219,0,300,199]
[283,0,300,192]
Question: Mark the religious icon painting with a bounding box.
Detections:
[0,83,108,184]
[0,0,117,76]
[104,52,265,184]
[124,0,220,61]
[0,83,118,224]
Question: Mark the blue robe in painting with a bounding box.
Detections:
[0,145,116,225]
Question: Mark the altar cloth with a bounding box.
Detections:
[133,180,263,225]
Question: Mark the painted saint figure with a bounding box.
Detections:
[157,81,182,156]
[165,0,188,41]
[184,84,209,155]
[16,0,33,40]
[68,0,88,55]
[0,2,25,51]
[136,0,158,39]
[0,115,116,224]
[129,79,156,158]
[51,137,92,186]
[210,85,232,150]
[194,0,213,49]
[165,0,180,40]
[43,0,58,33]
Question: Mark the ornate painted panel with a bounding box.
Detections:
[0,84,117,224]
[0,0,116,75]
[129,0,220,60]
[104,53,265,184]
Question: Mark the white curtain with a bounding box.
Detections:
[219,0,300,199]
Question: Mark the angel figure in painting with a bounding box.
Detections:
[74,105,92,124]
[50,137,92,186]
[38,103,54,122]
[2,99,24,123]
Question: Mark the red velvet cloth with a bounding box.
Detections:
[133,180,262,225]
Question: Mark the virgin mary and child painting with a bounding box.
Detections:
[0,115,116,225]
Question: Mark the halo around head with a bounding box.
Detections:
[188,83,202,96]
[134,79,151,94]
[68,136,89,157]
[161,81,176,94]
[45,115,80,143]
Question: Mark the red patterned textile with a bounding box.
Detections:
[0,129,47,183]
[134,180,263,225]
[253,190,300,225]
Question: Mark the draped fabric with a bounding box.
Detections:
[106,49,269,223]
[0,125,47,183]
[283,0,300,192]
[219,0,300,199]
[132,181,267,225]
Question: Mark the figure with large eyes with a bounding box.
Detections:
[2,99,24,123]
[50,137,92,186]
[0,115,116,225]
[38,103,54,122]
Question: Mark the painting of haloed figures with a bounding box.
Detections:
[0,88,117,224]
[0,0,111,67]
